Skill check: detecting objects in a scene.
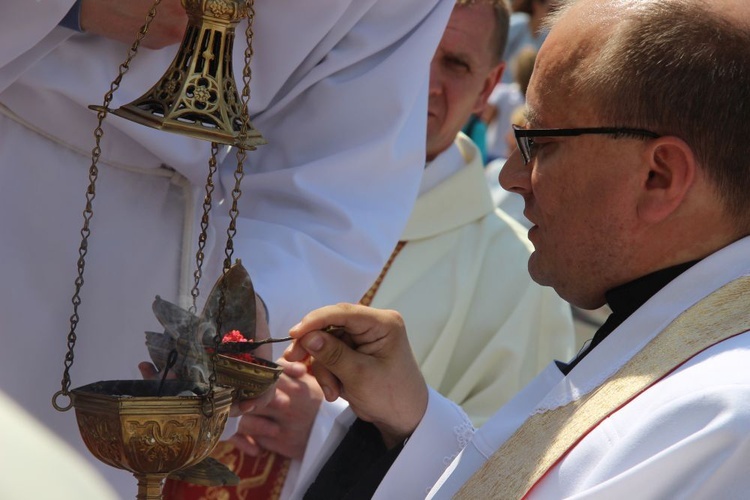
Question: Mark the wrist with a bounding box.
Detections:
[378,428,412,450]
[375,384,428,449]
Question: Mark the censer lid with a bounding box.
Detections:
[111,0,267,149]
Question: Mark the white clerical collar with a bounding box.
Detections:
[419,141,464,196]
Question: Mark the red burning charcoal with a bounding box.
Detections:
[220,330,256,363]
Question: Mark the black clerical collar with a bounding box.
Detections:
[557,259,700,375]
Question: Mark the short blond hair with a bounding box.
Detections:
[455,0,512,63]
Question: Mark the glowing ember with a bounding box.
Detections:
[219,330,257,363]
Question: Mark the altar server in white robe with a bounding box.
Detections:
[0,0,453,495]
[285,0,750,498]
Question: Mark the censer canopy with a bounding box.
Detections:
[112,0,267,149]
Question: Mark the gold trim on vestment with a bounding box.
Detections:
[455,276,750,499]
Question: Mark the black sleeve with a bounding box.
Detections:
[304,418,404,500]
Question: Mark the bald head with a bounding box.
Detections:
[503,0,750,307]
[537,0,750,231]
[551,0,749,21]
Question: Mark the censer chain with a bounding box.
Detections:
[53,0,171,412]
[205,0,257,416]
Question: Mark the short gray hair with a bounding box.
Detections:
[548,0,750,227]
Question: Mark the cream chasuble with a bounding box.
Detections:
[370,133,575,426]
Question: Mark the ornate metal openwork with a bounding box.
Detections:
[113,0,266,149]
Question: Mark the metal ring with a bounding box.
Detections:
[51,390,73,412]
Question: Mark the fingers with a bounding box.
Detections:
[229,432,262,457]
[298,332,348,400]
[289,303,383,342]
[289,304,406,353]
[277,358,308,379]
[229,382,277,417]
[230,399,293,458]
[284,304,409,402]
[230,397,257,417]
[236,414,280,440]
[284,304,427,446]
[309,359,343,402]
[288,304,406,378]
[79,0,188,49]
[284,329,348,401]
[227,368,324,460]
[284,339,311,362]
[230,367,300,417]
[227,401,283,455]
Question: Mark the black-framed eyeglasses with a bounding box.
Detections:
[512,125,661,165]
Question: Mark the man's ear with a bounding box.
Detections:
[637,136,697,223]
[473,62,505,115]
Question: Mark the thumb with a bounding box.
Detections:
[299,331,351,401]
[300,331,346,368]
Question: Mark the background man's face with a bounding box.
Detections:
[426,4,504,161]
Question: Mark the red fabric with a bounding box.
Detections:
[162,442,291,500]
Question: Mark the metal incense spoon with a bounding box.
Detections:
[217,325,346,354]
[217,336,293,354]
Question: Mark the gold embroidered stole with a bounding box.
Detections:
[455,275,750,500]
[360,240,407,306]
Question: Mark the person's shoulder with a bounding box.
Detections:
[678,331,750,385]
[633,331,750,416]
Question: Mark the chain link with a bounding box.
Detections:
[222,0,256,273]
[190,143,220,314]
[206,0,257,412]
[54,0,165,411]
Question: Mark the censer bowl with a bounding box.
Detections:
[163,354,284,488]
[71,379,234,500]
[144,333,283,401]
[215,354,283,400]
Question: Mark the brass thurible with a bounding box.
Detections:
[54,1,267,497]
[113,0,266,149]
